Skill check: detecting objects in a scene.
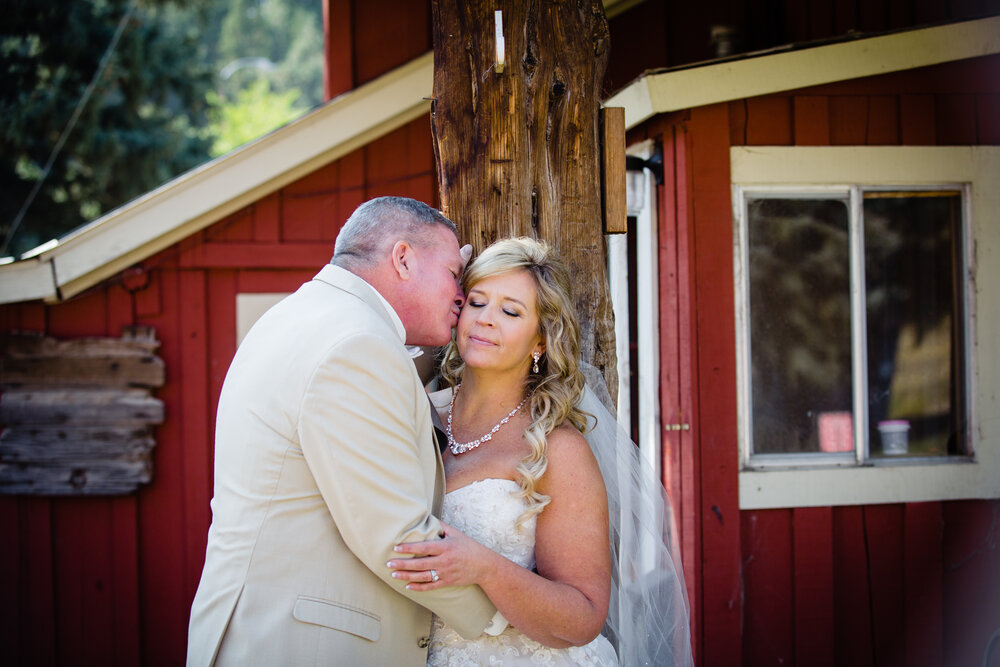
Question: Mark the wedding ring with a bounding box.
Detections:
[429,569,439,582]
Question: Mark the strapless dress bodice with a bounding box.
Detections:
[427,479,617,667]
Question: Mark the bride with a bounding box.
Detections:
[388,237,692,666]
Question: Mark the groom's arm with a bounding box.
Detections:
[299,332,497,638]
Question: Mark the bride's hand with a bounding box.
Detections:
[387,521,493,591]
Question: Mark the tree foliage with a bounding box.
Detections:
[1,0,323,259]
[1,0,216,257]
[214,0,323,110]
[208,78,302,156]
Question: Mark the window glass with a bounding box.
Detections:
[742,189,969,462]
[863,192,966,457]
[747,198,852,455]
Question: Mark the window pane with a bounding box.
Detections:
[864,192,966,457]
[747,199,853,454]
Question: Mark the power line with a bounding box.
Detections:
[2,0,138,257]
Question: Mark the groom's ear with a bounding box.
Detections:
[391,240,414,279]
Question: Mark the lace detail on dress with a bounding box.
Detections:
[427,479,618,667]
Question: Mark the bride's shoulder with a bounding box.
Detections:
[538,423,605,498]
[545,422,597,467]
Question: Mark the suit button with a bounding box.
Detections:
[417,636,430,649]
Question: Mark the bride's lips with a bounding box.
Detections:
[467,334,496,346]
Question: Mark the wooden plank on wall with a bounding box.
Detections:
[688,102,742,666]
[602,107,628,234]
[900,94,936,144]
[178,269,211,620]
[0,460,152,495]
[830,95,870,144]
[741,509,794,665]
[662,116,704,662]
[868,95,901,145]
[106,282,142,666]
[865,504,907,667]
[935,93,978,145]
[904,502,943,667]
[137,267,187,666]
[0,498,20,664]
[0,390,164,426]
[793,506,835,666]
[746,96,793,145]
[977,94,1000,144]
[323,0,354,100]
[21,498,55,664]
[178,241,332,269]
[833,506,875,666]
[53,499,114,664]
[794,95,831,145]
[1,329,165,496]
[1,330,165,388]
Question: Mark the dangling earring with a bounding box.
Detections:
[532,351,540,374]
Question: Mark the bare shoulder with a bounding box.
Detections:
[539,423,605,493]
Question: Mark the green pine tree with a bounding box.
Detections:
[1,0,215,257]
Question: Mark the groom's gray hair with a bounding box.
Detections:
[331,196,457,270]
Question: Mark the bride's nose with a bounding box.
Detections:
[475,306,495,327]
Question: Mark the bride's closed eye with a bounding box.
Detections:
[467,301,521,318]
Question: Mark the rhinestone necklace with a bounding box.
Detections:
[446,383,527,455]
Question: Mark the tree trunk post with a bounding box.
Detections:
[430,0,617,400]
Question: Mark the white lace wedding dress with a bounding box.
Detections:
[426,478,619,666]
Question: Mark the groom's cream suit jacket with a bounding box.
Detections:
[187,264,496,666]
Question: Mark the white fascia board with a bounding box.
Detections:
[608,16,1000,129]
[0,52,434,305]
[604,76,656,130]
[0,258,57,303]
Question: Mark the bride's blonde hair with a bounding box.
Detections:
[440,237,586,523]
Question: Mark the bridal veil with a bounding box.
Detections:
[577,366,694,667]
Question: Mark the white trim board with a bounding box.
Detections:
[733,146,1000,509]
[606,16,1000,129]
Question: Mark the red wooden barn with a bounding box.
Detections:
[1,2,998,665]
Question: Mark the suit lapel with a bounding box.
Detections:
[428,398,448,454]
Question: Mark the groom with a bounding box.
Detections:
[187,197,499,666]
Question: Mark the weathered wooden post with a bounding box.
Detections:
[430,0,618,399]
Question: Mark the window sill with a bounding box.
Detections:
[739,453,996,509]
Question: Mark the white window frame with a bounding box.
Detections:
[732,146,1000,509]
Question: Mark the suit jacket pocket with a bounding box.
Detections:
[292,595,381,642]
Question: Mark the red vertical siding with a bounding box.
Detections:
[654,113,703,662]
[686,102,743,666]
[793,507,836,666]
[903,502,944,667]
[716,54,1000,666]
[0,114,440,665]
[741,510,794,665]
[323,0,353,100]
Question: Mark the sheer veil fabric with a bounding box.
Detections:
[578,363,694,667]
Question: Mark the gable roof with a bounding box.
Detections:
[2,16,997,305]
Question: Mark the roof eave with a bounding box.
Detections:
[605,15,1000,128]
